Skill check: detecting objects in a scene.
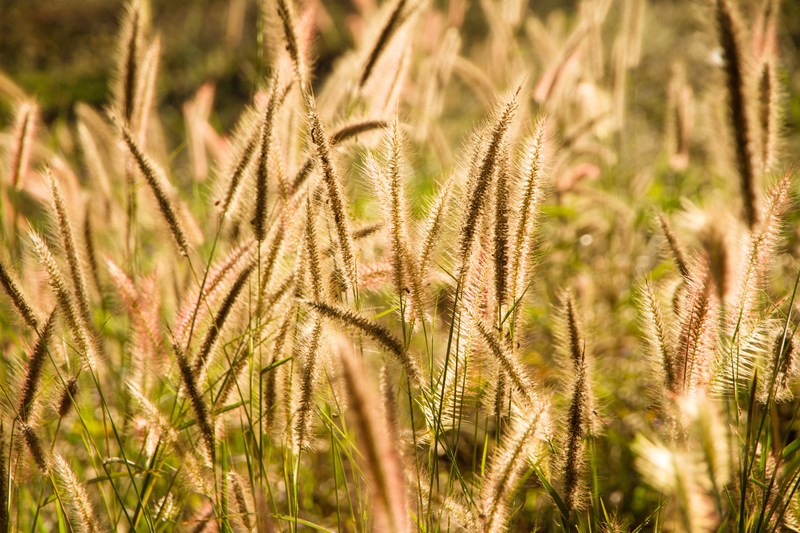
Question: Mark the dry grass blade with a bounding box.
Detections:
[337,337,409,533]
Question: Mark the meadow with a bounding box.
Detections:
[0,0,799,531]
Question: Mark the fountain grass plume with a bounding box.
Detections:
[174,343,215,465]
[481,408,547,533]
[21,423,48,474]
[57,375,80,418]
[307,300,421,384]
[474,318,539,409]
[192,260,255,377]
[118,118,190,256]
[657,211,689,278]
[306,95,358,292]
[18,308,56,423]
[293,316,324,450]
[46,167,94,334]
[359,0,409,89]
[254,76,281,242]
[715,0,759,229]
[641,281,677,393]
[336,336,409,533]
[457,87,520,277]
[8,101,37,189]
[51,453,104,533]
[0,256,40,329]
[30,231,97,372]
[291,118,391,192]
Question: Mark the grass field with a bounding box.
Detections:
[1,0,800,531]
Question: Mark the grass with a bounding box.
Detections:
[0,0,800,531]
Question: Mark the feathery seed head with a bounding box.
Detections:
[336,336,409,533]
[8,100,37,189]
[52,453,105,533]
[117,117,191,256]
[457,88,520,276]
[715,0,759,229]
[18,307,56,423]
[57,376,81,418]
[0,256,40,329]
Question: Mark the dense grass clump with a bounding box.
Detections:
[1,0,800,531]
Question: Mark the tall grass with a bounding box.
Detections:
[0,0,799,531]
